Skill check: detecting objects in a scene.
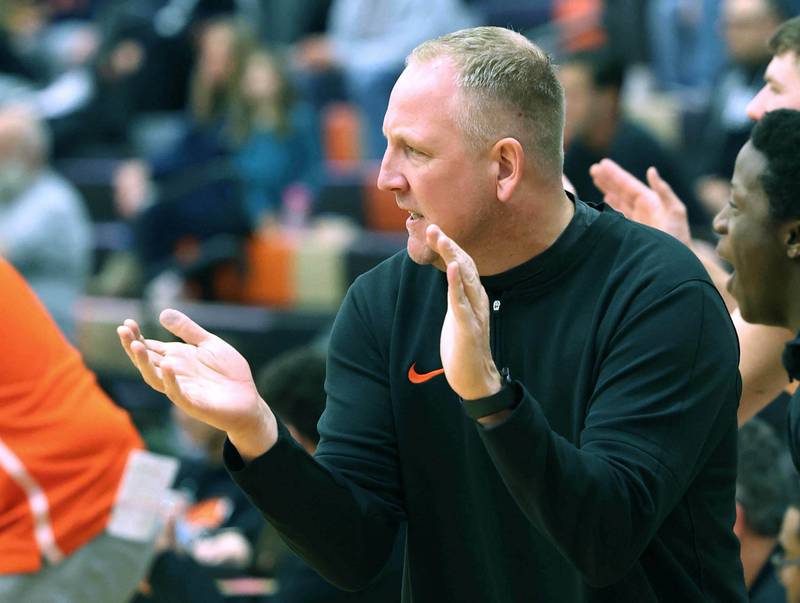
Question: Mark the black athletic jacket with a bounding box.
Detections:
[226,200,747,601]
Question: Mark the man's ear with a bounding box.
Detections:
[782,220,800,259]
[490,137,524,202]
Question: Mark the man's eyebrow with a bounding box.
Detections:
[386,128,421,147]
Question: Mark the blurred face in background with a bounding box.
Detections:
[747,51,800,120]
[198,21,236,86]
[723,0,781,65]
[241,51,282,105]
[558,61,594,147]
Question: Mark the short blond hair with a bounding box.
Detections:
[409,26,564,177]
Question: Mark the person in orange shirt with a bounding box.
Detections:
[0,257,159,602]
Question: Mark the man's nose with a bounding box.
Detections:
[746,87,767,121]
[712,206,728,235]
[376,152,407,192]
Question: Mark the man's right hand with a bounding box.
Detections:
[589,159,692,247]
[117,309,278,461]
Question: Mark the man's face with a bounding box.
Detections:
[779,507,800,603]
[377,58,496,269]
[714,141,790,326]
[747,52,800,120]
[723,0,778,65]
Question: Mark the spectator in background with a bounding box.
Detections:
[0,105,90,340]
[255,345,402,603]
[115,16,255,299]
[230,48,322,230]
[559,50,710,234]
[647,0,724,101]
[735,419,792,602]
[696,0,786,215]
[167,405,265,573]
[292,0,478,159]
[45,9,149,158]
[114,15,256,221]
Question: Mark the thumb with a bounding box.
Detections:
[159,309,212,346]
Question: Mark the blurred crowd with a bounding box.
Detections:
[3,0,800,601]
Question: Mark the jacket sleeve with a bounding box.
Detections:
[477,279,740,587]
[226,282,404,591]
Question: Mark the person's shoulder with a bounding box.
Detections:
[592,202,711,283]
[347,248,442,315]
[37,169,84,201]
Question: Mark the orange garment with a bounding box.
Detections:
[0,258,143,574]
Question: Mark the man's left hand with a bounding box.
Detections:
[425,224,503,400]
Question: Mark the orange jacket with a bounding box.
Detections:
[0,258,143,574]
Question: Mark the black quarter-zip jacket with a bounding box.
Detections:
[226,199,747,602]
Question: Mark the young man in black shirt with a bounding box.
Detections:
[118,26,746,601]
[713,109,800,472]
[590,16,800,427]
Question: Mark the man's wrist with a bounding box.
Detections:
[228,405,279,462]
[461,369,519,423]
[460,364,503,401]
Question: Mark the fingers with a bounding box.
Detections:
[425,224,458,265]
[603,192,633,216]
[590,159,637,195]
[117,325,138,367]
[161,360,214,420]
[118,319,149,367]
[130,338,166,393]
[126,318,145,341]
[445,261,473,322]
[159,309,213,346]
[118,319,168,364]
[589,160,614,193]
[144,339,167,355]
[160,361,193,412]
[426,225,485,312]
[646,167,682,210]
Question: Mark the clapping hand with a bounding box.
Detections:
[589,159,692,247]
[425,224,502,402]
[117,309,277,460]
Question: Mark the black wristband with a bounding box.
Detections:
[460,369,520,421]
